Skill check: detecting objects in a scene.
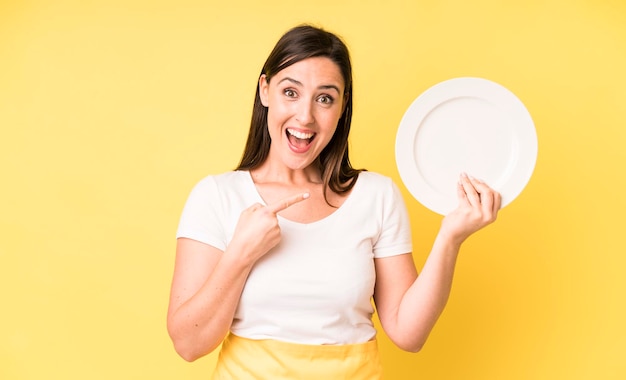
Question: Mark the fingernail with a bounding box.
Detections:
[303,192,310,199]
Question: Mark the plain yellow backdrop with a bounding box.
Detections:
[1,0,625,379]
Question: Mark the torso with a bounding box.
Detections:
[176,169,413,344]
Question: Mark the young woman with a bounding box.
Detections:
[167,24,501,379]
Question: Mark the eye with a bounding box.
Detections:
[284,88,297,98]
[317,95,334,105]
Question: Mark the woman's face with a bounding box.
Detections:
[259,56,346,171]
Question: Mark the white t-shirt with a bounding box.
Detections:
[176,170,413,345]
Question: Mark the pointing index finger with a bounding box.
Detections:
[266,192,310,214]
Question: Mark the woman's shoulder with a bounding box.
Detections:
[352,171,404,200]
[187,170,251,195]
[356,171,397,188]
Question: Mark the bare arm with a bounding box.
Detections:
[166,238,253,361]
[166,192,309,361]
[374,174,501,352]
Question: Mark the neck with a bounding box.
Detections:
[250,160,322,186]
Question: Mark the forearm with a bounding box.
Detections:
[168,249,253,361]
[393,233,461,352]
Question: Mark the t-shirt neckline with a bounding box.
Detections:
[240,170,362,228]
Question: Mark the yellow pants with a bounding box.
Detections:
[211,333,383,379]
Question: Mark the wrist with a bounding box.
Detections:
[223,242,256,271]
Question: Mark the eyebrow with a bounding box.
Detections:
[278,77,342,94]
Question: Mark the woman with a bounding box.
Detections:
[167,24,501,379]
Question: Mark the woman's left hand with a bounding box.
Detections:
[439,172,502,246]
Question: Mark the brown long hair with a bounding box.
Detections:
[236,24,363,205]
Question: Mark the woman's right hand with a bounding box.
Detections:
[229,192,310,263]
[167,191,310,361]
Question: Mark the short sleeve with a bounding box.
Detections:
[372,179,413,258]
[176,176,227,251]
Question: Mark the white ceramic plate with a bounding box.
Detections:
[395,77,537,215]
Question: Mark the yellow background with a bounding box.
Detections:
[2,0,625,379]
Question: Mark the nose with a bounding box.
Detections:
[295,100,314,126]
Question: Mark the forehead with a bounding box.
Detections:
[273,57,345,92]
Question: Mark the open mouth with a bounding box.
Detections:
[286,128,315,150]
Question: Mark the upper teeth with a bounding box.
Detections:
[288,129,314,139]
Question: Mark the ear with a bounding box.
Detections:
[259,74,269,107]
